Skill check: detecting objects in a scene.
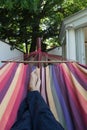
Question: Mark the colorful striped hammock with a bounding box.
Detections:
[0,62,87,130]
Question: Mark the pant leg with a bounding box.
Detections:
[11,97,32,130]
[27,91,64,130]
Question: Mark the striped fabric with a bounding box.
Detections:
[0,62,87,130]
[0,63,31,130]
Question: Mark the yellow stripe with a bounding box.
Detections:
[62,63,87,100]
[70,73,87,113]
[71,73,87,99]
[0,63,23,120]
[1,64,25,130]
[46,66,59,121]
[74,62,87,74]
[62,63,87,113]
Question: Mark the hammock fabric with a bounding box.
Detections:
[0,62,87,130]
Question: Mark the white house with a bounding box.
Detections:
[0,41,24,67]
[47,46,62,56]
[59,8,87,65]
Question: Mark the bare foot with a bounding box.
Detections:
[29,68,41,92]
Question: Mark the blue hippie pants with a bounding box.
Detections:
[11,91,64,130]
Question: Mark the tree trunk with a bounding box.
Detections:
[25,43,28,53]
[30,35,37,52]
[30,18,40,52]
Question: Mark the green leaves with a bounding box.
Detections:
[0,0,87,52]
[62,0,87,17]
[0,0,15,9]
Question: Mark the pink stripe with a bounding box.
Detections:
[62,64,86,109]
[6,65,27,130]
[0,63,16,92]
[0,63,13,81]
[73,63,87,83]
[61,64,86,124]
[0,64,26,130]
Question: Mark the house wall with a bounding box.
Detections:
[75,28,85,64]
[62,27,86,64]
[62,43,66,59]
[59,8,87,65]
[66,28,76,61]
[48,47,62,56]
[0,41,24,67]
[84,27,87,64]
[85,43,87,64]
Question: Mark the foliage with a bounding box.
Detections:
[62,0,87,17]
[0,0,87,52]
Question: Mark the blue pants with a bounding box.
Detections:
[11,91,64,130]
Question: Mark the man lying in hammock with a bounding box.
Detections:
[11,68,64,130]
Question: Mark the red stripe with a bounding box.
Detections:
[0,63,17,92]
[0,64,26,130]
[6,65,27,130]
[61,64,86,124]
[73,63,87,83]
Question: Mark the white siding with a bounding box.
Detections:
[59,8,87,65]
[75,28,85,64]
[66,28,76,61]
[48,47,62,56]
[0,41,24,67]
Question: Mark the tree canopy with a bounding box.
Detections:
[0,0,87,53]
